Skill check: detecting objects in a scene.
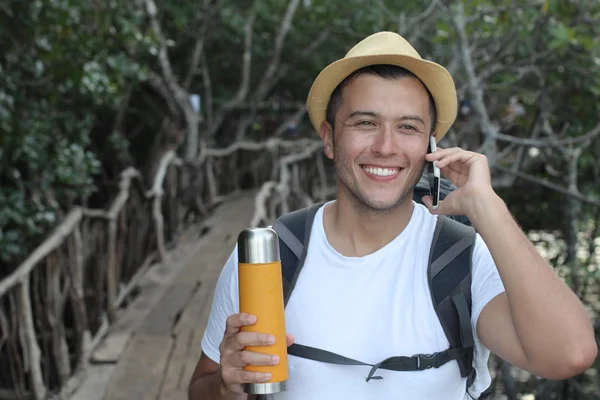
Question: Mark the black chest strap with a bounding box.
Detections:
[287,342,470,382]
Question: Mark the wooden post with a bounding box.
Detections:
[107,217,118,321]
[71,225,90,364]
[47,253,71,383]
[19,278,47,400]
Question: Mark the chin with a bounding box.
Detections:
[338,173,413,213]
[354,192,408,213]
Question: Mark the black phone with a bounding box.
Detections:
[427,136,440,210]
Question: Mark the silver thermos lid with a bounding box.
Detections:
[237,227,280,263]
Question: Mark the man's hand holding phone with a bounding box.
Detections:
[423,143,495,220]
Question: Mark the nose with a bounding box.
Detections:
[371,127,396,157]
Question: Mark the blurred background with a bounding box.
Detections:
[0,0,598,399]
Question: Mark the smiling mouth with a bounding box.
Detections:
[361,165,401,177]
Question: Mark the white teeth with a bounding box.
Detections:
[362,166,400,177]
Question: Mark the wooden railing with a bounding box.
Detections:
[0,138,317,400]
[251,139,334,227]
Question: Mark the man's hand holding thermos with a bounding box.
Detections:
[218,313,294,395]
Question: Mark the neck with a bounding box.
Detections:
[324,190,414,257]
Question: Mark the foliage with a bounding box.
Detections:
[0,1,153,266]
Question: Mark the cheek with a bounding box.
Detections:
[333,134,362,159]
[342,133,373,156]
[394,136,427,158]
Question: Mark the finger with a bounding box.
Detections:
[286,333,295,347]
[425,146,462,161]
[224,313,257,337]
[421,196,440,215]
[227,350,280,368]
[224,331,276,352]
[434,151,474,169]
[221,367,272,388]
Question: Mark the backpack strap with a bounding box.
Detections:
[272,202,325,306]
[428,215,477,386]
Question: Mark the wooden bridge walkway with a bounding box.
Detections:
[70,192,256,400]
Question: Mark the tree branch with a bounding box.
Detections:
[145,0,186,104]
[494,164,600,207]
[207,2,257,137]
[403,0,442,43]
[183,0,217,89]
[251,0,302,103]
[230,0,302,142]
[145,0,200,160]
[146,71,180,118]
[453,1,499,164]
[502,108,543,187]
[272,106,306,137]
[271,28,330,100]
[200,54,214,127]
[491,117,600,148]
[200,138,320,160]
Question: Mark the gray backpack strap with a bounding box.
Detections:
[428,216,477,386]
[273,202,325,306]
[272,220,303,259]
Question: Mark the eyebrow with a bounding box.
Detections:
[347,110,426,127]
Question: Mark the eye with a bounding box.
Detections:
[355,120,377,129]
[357,120,375,126]
[399,124,417,131]
[398,124,424,134]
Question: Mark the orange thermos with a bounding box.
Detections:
[237,227,289,395]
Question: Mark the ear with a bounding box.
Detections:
[319,120,334,160]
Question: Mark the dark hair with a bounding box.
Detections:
[325,64,437,135]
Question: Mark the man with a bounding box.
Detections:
[188,31,597,399]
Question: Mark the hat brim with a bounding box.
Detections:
[306,54,458,142]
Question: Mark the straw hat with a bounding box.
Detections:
[306,31,458,142]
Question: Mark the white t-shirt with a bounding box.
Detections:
[201,202,505,399]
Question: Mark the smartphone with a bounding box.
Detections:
[427,136,440,210]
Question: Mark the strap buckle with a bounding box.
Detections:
[416,353,441,370]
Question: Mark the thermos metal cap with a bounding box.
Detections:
[237,227,280,263]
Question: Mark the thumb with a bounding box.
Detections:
[421,196,440,215]
[286,333,295,347]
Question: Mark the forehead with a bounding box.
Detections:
[340,74,431,117]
